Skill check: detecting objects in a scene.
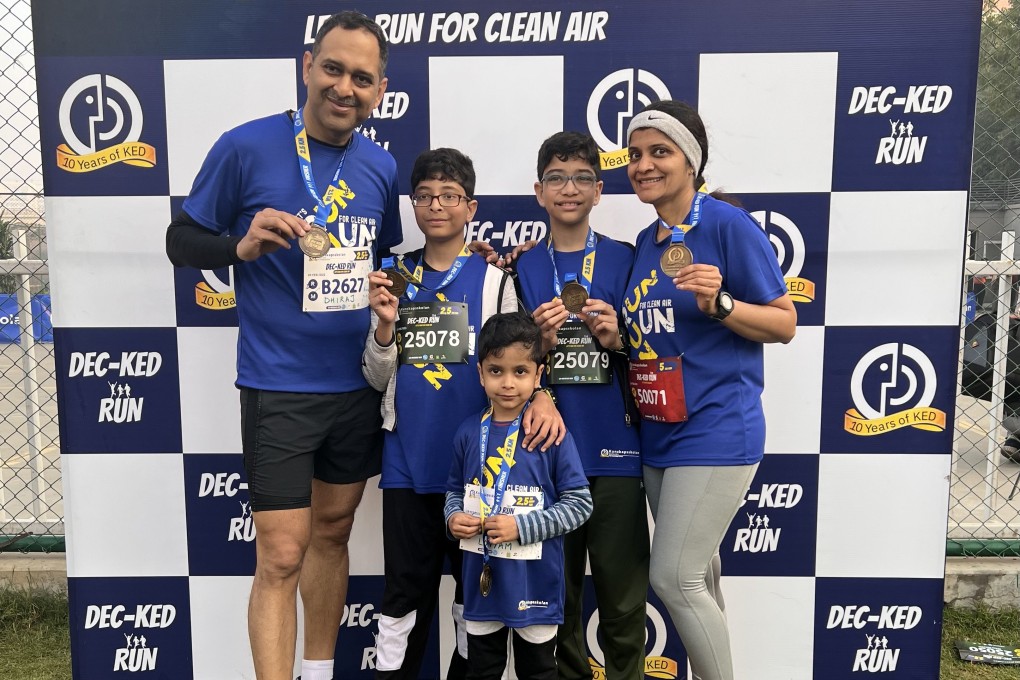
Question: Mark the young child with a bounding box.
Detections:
[362,149,560,680]
[514,131,649,680]
[445,312,592,680]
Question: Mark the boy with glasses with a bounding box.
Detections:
[362,148,563,680]
[514,132,650,680]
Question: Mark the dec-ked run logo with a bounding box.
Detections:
[586,67,671,170]
[844,343,946,436]
[586,604,680,680]
[56,74,156,173]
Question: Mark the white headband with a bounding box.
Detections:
[627,110,703,174]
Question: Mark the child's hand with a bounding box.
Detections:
[483,514,519,544]
[522,392,565,452]
[467,240,538,270]
[580,298,624,351]
[502,240,538,268]
[448,512,482,539]
[467,240,499,265]
[532,300,569,355]
[368,271,399,342]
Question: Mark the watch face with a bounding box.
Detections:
[720,292,734,312]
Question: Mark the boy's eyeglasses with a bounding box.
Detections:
[540,174,598,190]
[410,193,471,207]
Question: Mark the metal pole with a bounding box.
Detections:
[982,231,1014,523]
[13,226,46,527]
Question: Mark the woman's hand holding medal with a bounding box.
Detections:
[672,263,724,317]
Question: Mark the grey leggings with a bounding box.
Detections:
[644,464,758,680]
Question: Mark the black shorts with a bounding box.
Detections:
[240,386,383,511]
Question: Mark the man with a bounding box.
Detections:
[166,12,400,680]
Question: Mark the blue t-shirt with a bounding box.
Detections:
[447,414,588,627]
[382,255,497,492]
[515,236,641,477]
[623,196,786,467]
[182,112,403,393]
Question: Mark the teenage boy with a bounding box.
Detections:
[445,312,592,680]
[514,132,650,680]
[363,149,562,680]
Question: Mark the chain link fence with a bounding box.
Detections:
[0,0,62,553]
[0,0,1015,553]
[951,0,1020,551]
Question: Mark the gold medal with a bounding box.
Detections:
[299,225,331,259]
[382,269,408,298]
[560,282,588,315]
[660,243,693,277]
[480,563,493,597]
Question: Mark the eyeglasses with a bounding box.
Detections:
[540,174,598,190]
[410,193,471,207]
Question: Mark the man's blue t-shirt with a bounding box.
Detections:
[182,112,402,393]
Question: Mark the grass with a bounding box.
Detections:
[942,605,1020,679]
[0,586,71,680]
[0,585,1016,679]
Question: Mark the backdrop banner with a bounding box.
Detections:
[33,1,980,678]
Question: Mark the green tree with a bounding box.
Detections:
[0,219,16,294]
[972,0,1020,194]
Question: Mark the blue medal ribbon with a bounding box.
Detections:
[293,107,349,229]
[478,403,528,569]
[398,244,471,301]
[659,191,706,243]
[547,227,597,298]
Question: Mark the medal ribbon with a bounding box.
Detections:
[399,244,472,301]
[547,227,597,297]
[659,191,706,244]
[478,403,528,568]
[293,107,349,229]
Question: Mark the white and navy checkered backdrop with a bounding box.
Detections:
[33,1,979,678]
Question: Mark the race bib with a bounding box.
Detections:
[302,246,372,312]
[459,483,543,560]
[396,301,470,364]
[628,357,687,423]
[547,323,610,385]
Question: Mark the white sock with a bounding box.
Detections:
[300,658,333,680]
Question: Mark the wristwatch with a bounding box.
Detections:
[711,291,734,321]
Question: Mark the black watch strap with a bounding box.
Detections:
[711,291,734,321]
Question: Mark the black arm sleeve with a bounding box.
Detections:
[166,211,245,269]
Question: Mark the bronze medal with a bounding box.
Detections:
[383,269,408,298]
[560,282,589,315]
[660,243,693,277]
[299,225,331,259]
[480,563,493,597]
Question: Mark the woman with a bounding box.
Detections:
[623,100,796,680]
